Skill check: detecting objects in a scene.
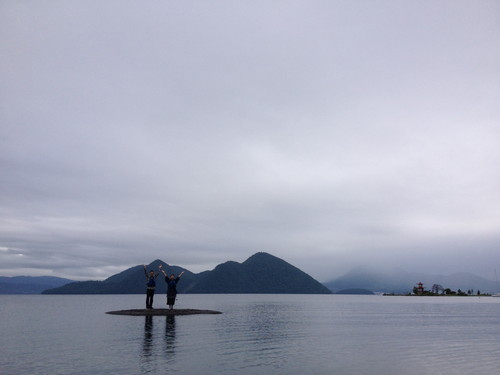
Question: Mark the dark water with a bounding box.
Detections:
[1,294,499,374]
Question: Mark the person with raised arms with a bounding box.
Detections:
[144,264,161,309]
[160,267,185,310]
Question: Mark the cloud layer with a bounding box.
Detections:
[1,1,499,281]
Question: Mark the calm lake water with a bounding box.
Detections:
[1,294,499,375]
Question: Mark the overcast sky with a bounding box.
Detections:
[1,1,499,282]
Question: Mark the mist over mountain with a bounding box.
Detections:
[42,253,331,295]
[324,267,499,294]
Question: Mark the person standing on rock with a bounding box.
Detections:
[161,268,185,310]
[144,264,161,309]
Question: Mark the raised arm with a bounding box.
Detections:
[158,264,165,276]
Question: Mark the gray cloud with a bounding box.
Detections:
[1,1,499,281]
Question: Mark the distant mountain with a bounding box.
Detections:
[335,288,374,295]
[324,268,499,294]
[0,276,74,294]
[324,268,411,294]
[42,253,331,294]
[188,252,332,294]
[42,260,196,294]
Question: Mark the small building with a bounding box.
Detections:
[416,282,424,295]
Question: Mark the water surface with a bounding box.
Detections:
[1,294,499,374]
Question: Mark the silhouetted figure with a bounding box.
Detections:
[144,264,161,309]
[161,268,184,310]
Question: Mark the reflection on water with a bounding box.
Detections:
[141,314,177,372]
[142,315,153,358]
[164,315,176,358]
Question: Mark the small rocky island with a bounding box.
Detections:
[106,308,222,316]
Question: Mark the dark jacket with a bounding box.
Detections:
[145,269,159,290]
[166,277,180,296]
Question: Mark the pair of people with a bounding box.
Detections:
[144,264,185,310]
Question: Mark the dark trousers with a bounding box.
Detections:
[146,289,155,308]
[167,294,176,306]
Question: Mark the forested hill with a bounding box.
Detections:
[187,252,331,294]
[42,260,196,294]
[42,253,331,294]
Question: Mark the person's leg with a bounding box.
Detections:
[146,289,154,308]
[167,295,174,310]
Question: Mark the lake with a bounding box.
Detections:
[1,294,499,374]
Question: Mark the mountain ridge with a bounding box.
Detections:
[0,276,74,294]
[42,252,331,295]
